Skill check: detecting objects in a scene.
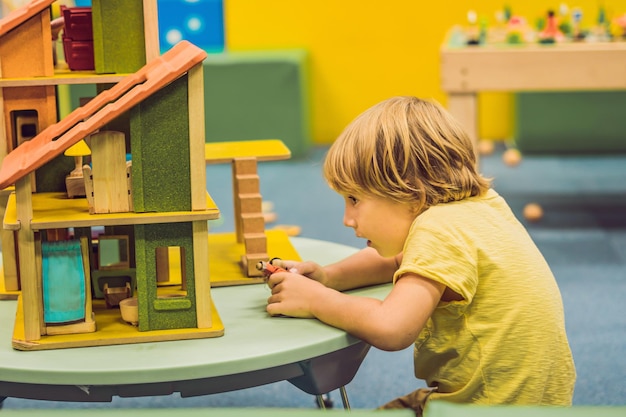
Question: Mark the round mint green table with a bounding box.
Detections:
[0,237,391,408]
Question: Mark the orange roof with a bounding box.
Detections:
[0,0,55,37]
[0,41,207,189]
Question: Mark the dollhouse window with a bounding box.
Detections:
[155,246,187,298]
[98,235,130,270]
[11,110,38,149]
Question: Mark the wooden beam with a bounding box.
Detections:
[192,220,212,329]
[91,131,130,214]
[16,174,42,341]
[188,64,207,211]
[447,93,478,153]
[142,0,160,62]
[0,55,7,162]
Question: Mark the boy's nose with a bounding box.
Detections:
[343,214,356,228]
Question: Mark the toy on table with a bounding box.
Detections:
[478,17,488,45]
[590,5,611,42]
[119,296,138,326]
[611,14,626,40]
[538,10,565,43]
[465,10,480,45]
[556,3,573,38]
[256,258,288,278]
[63,139,90,198]
[506,15,531,44]
[503,4,512,22]
[571,7,585,41]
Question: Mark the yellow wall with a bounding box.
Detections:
[225,0,626,144]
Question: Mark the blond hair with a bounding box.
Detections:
[323,96,491,214]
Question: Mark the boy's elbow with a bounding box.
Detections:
[368,333,415,352]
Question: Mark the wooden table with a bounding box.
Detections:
[440,41,626,147]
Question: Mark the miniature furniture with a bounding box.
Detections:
[61,5,94,71]
[104,282,132,309]
[440,40,626,152]
[91,233,137,306]
[64,139,91,198]
[0,237,389,410]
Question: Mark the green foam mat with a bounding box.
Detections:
[515,91,626,154]
[203,50,311,158]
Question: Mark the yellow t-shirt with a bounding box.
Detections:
[394,189,575,405]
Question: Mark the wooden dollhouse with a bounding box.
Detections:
[0,0,226,350]
[0,0,302,351]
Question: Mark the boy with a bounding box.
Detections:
[266,96,575,415]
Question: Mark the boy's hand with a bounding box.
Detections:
[266,271,328,318]
[269,259,328,285]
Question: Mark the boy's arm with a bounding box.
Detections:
[277,247,399,291]
[323,247,401,291]
[266,271,444,351]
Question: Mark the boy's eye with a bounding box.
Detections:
[347,196,358,205]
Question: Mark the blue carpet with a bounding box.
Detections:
[3,145,625,409]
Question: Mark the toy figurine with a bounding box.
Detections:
[506,15,530,44]
[588,6,611,42]
[538,10,565,43]
[256,258,288,278]
[571,7,585,41]
[611,14,626,40]
[466,10,480,45]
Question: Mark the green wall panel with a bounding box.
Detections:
[515,91,626,154]
[203,50,311,158]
